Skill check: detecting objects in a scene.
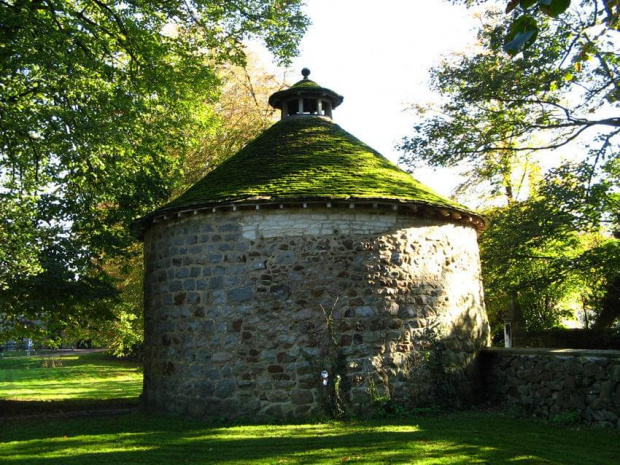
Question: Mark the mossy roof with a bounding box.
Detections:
[290,78,322,89]
[142,116,474,223]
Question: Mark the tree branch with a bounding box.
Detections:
[584,32,620,95]
[70,2,141,66]
[454,123,595,154]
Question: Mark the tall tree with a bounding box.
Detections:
[0,0,308,340]
[453,1,618,54]
[422,2,620,158]
[480,165,619,333]
[400,2,619,334]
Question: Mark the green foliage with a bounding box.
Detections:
[400,13,570,203]
[480,165,620,333]
[402,1,620,336]
[503,0,572,54]
[504,14,539,54]
[415,2,620,162]
[455,0,615,53]
[551,410,581,426]
[539,0,572,18]
[0,1,308,339]
[83,248,145,357]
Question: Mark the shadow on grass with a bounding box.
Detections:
[1,412,619,464]
[0,398,139,417]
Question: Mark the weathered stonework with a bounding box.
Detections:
[481,348,620,429]
[141,207,490,420]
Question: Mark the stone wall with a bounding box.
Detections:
[481,348,620,428]
[141,206,489,420]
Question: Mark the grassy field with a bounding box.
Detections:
[0,351,142,401]
[1,351,619,464]
[0,351,142,416]
[2,411,619,464]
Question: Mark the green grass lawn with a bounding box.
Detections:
[1,351,619,464]
[0,351,142,416]
[0,351,142,401]
[2,412,619,464]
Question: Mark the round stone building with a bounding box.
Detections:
[137,70,490,420]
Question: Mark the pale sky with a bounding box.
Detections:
[282,0,481,199]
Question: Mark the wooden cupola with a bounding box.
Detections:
[268,68,344,120]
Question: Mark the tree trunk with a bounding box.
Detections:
[592,275,620,330]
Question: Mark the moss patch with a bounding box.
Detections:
[290,79,322,89]
[148,117,465,217]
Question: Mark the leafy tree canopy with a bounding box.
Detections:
[400,1,619,335]
[0,0,308,340]
[452,0,618,54]
[402,2,618,180]
[481,163,619,334]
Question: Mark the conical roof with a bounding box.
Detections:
[135,71,485,236]
[137,116,483,230]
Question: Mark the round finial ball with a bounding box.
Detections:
[301,68,311,79]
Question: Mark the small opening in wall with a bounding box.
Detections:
[303,98,318,115]
[287,100,298,116]
[322,100,332,117]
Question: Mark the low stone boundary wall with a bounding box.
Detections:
[480,348,620,428]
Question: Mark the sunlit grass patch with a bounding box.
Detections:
[0,353,618,464]
[0,352,142,401]
[1,413,618,464]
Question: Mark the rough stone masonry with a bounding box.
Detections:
[141,207,490,420]
[481,348,620,428]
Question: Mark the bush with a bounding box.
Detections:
[523,328,620,350]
